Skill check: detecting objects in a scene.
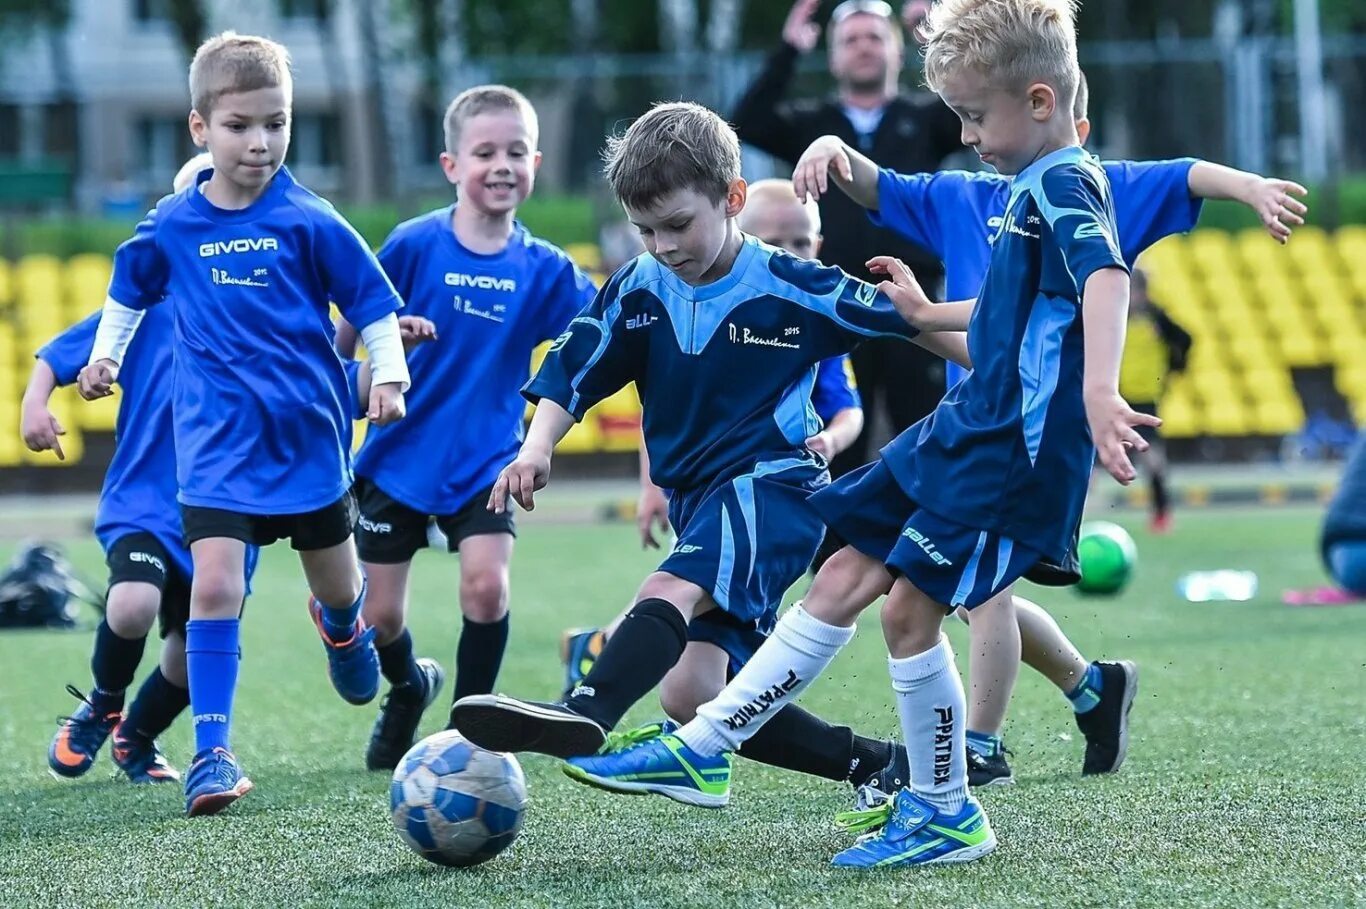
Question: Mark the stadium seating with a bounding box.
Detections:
[2,227,1362,466]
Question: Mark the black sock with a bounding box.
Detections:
[90,619,147,711]
[377,628,425,699]
[566,598,687,730]
[453,615,509,702]
[121,668,189,741]
[1152,472,1170,517]
[736,704,892,786]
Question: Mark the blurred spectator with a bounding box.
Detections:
[1119,266,1192,533]
[1321,437,1366,596]
[731,0,962,480]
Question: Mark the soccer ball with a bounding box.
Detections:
[390,730,528,867]
[1075,521,1137,595]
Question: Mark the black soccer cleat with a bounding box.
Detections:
[852,742,911,812]
[366,658,446,771]
[966,746,1014,787]
[1075,659,1139,775]
[448,694,606,758]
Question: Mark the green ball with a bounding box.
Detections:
[1076,521,1137,595]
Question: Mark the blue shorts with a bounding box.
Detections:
[659,452,828,630]
[809,459,1043,611]
[687,609,769,677]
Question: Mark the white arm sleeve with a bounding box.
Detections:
[358,312,411,392]
[88,298,146,366]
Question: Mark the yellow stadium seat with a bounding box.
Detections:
[1204,399,1253,436]
[1157,395,1200,439]
[79,392,120,432]
[65,254,113,315]
[564,243,602,272]
[1277,331,1326,367]
[0,403,21,466]
[351,417,368,451]
[1336,364,1366,399]
[0,259,13,307]
[1240,365,1295,397]
[1253,398,1304,435]
[594,384,642,454]
[557,413,601,453]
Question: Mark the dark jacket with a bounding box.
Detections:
[1149,303,1193,373]
[731,42,964,287]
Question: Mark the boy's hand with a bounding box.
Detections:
[1085,390,1160,485]
[793,136,852,203]
[866,255,935,328]
[805,429,835,459]
[397,316,438,351]
[368,382,405,425]
[782,0,821,52]
[21,403,65,460]
[1247,178,1308,244]
[637,482,671,550]
[77,360,118,400]
[489,447,552,514]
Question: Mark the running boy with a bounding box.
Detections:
[565,0,1158,868]
[338,85,598,771]
[77,33,410,816]
[449,102,965,799]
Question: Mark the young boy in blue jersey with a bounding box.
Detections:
[75,33,411,816]
[785,69,1308,786]
[26,154,247,786]
[448,102,968,790]
[335,85,599,771]
[565,0,1163,867]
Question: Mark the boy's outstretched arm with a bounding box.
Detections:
[78,298,144,399]
[1083,268,1162,484]
[20,360,66,460]
[1187,162,1309,243]
[488,400,576,515]
[793,135,881,209]
[350,316,438,413]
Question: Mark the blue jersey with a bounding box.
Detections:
[354,210,597,514]
[107,167,403,515]
[525,236,918,492]
[811,356,860,422]
[38,306,190,576]
[882,146,1127,559]
[873,158,1202,384]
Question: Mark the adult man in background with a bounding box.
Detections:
[731,0,962,499]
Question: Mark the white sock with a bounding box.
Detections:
[888,635,967,815]
[676,604,855,756]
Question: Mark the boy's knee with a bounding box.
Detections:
[106,583,161,637]
[460,568,508,623]
[659,675,711,724]
[192,569,244,618]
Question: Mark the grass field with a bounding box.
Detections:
[1,504,1363,908]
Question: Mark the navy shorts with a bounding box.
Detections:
[809,459,1044,611]
[687,609,770,677]
[659,453,828,629]
[106,533,192,639]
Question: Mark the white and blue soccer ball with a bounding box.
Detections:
[390,730,528,867]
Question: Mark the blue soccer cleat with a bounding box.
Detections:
[111,721,180,784]
[562,729,731,808]
[831,790,996,868]
[184,747,253,817]
[309,598,381,706]
[48,685,121,779]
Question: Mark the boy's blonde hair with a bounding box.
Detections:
[741,179,821,235]
[443,85,540,154]
[173,152,215,193]
[921,0,1080,111]
[1073,69,1089,121]
[603,102,742,211]
[189,32,293,118]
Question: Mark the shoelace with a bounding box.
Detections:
[834,799,893,836]
[54,683,107,727]
[599,722,667,754]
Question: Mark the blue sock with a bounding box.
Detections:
[966,730,1003,758]
[318,578,366,643]
[1067,662,1103,714]
[186,618,240,755]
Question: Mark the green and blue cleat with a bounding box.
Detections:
[832,789,996,868]
[562,724,732,808]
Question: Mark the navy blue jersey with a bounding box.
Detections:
[525,236,917,491]
[881,147,1127,559]
[811,356,860,421]
[354,209,596,514]
[873,158,1202,385]
[107,167,403,515]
